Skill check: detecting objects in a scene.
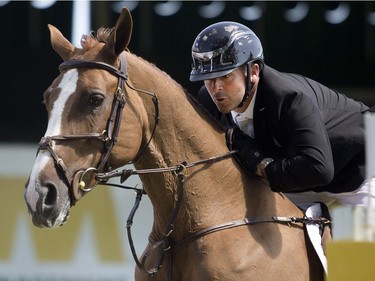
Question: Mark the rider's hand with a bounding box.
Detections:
[225,127,263,175]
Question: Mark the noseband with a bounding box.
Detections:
[38,53,128,204]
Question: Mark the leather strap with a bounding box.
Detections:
[59,58,128,81]
[171,215,330,253]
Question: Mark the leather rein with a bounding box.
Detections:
[38,52,330,280]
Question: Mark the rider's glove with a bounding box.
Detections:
[225,127,263,175]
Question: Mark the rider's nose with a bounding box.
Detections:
[212,79,223,92]
[207,78,223,93]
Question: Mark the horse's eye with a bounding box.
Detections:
[89,94,104,107]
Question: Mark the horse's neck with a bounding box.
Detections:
[127,54,300,239]
[126,53,228,166]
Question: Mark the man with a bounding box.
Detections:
[190,21,374,206]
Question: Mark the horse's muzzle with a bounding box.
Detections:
[24,177,71,228]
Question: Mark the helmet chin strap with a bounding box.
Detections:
[237,62,252,109]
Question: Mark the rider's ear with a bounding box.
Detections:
[250,63,260,83]
[48,24,76,61]
[103,8,133,61]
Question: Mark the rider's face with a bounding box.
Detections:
[204,64,259,113]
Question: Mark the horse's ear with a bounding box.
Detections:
[103,8,133,59]
[48,24,76,61]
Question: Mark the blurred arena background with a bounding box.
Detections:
[1,1,374,280]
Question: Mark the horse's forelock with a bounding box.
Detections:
[96,27,114,43]
[80,27,114,50]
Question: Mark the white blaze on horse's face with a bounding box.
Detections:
[45,69,79,136]
[24,69,79,228]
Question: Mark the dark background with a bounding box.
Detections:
[1,1,374,142]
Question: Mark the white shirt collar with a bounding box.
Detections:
[230,90,257,120]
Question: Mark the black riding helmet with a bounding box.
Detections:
[190,22,264,108]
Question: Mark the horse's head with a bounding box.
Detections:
[24,8,143,228]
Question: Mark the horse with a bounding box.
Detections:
[24,8,324,281]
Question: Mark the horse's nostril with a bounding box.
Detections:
[44,183,57,206]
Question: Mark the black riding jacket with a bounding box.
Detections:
[198,65,369,193]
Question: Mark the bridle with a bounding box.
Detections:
[38,52,135,204]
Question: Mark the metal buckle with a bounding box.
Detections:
[77,167,99,192]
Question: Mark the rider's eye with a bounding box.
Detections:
[89,94,104,107]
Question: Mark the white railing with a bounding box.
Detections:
[332,112,375,241]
